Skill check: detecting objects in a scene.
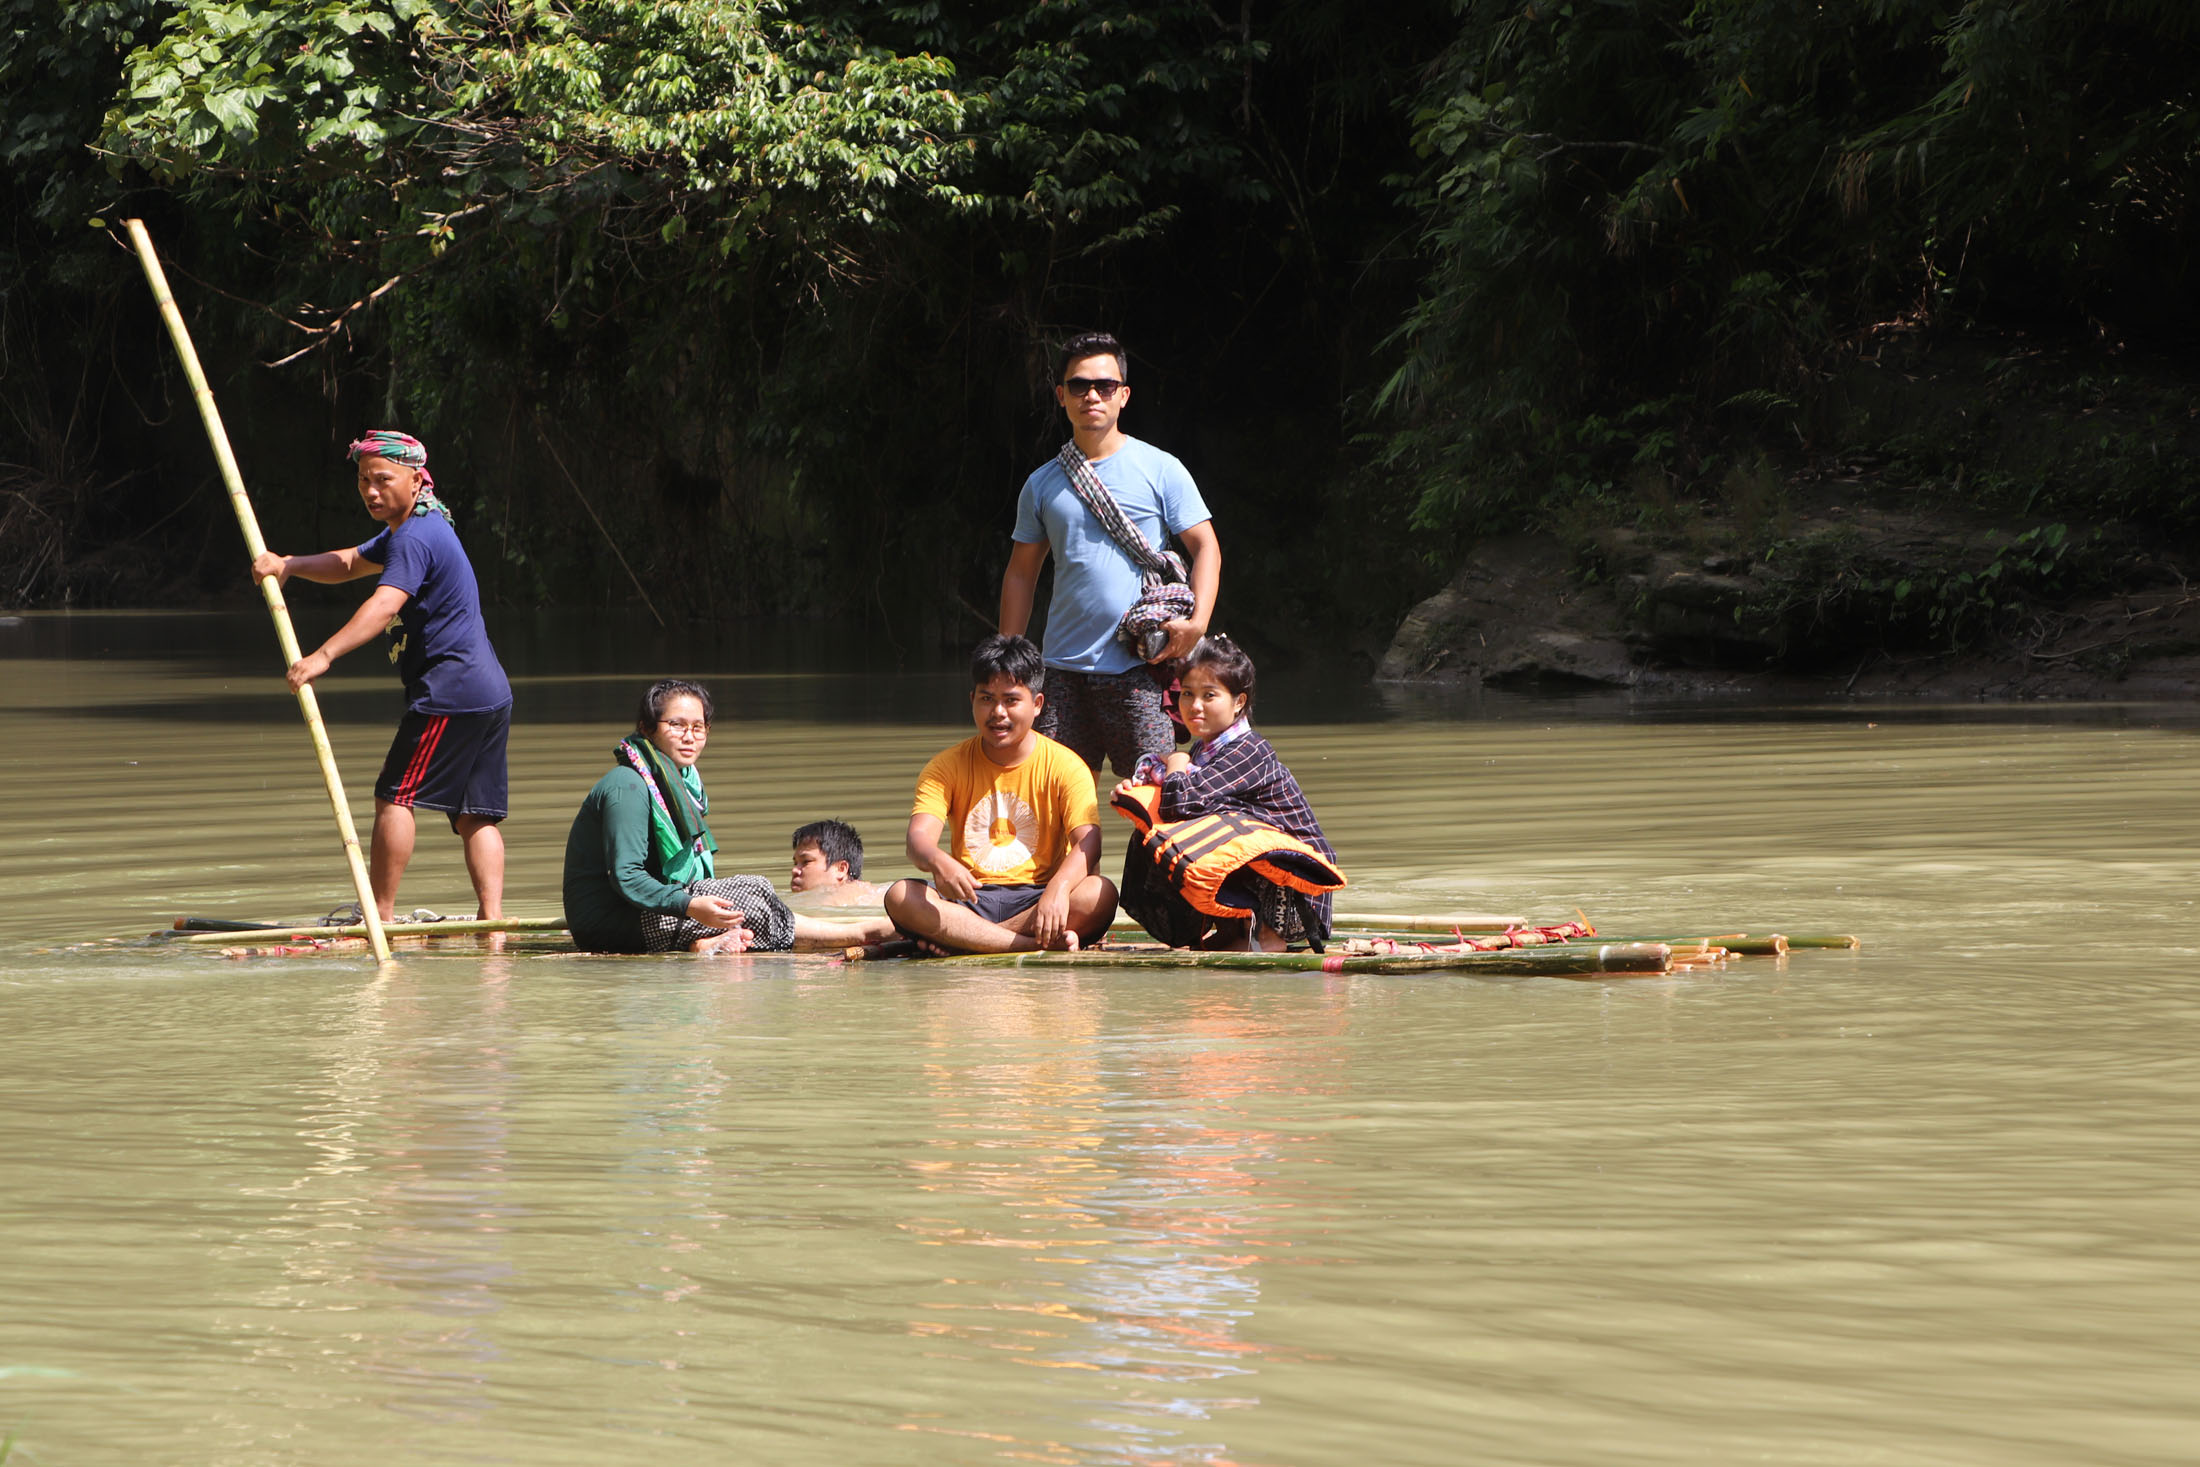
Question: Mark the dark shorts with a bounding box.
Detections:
[375,703,511,825]
[949,882,1047,926]
[1036,667,1173,777]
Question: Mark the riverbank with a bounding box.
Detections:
[1380,337,2200,701]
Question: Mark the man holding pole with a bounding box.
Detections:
[998,331,1221,778]
[252,432,511,924]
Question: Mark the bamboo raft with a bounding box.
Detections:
[849,941,1679,978]
[837,915,1857,979]
[128,910,1859,976]
[151,911,1530,948]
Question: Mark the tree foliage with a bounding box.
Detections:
[1381,0,2200,535]
[3,0,2196,629]
[2,0,1439,630]
[94,1,969,337]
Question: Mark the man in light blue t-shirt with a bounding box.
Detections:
[998,332,1222,776]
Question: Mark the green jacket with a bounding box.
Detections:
[562,767,696,951]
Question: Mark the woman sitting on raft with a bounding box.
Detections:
[562,679,894,954]
[1113,635,1343,951]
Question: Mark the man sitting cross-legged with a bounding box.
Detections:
[884,635,1118,953]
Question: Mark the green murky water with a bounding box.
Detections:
[1,612,2192,1465]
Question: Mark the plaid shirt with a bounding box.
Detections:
[1158,727,1336,860]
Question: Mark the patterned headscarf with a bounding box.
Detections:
[347,430,453,525]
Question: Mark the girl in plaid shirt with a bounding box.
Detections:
[1117,635,1340,949]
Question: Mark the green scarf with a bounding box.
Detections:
[616,736,717,886]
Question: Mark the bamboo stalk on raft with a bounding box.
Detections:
[174,915,567,945]
[847,942,1678,977]
[122,219,391,963]
[1107,910,1529,936]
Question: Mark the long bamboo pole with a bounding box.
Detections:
[123,219,391,963]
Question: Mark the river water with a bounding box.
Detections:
[1,612,2193,1465]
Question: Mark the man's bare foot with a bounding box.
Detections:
[692,928,754,955]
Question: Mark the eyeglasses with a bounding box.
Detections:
[659,720,710,738]
[1062,377,1125,400]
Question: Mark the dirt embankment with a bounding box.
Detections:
[1377,341,2200,700]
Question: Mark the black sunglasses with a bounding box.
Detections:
[1062,377,1125,400]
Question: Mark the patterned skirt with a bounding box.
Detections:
[640,875,796,953]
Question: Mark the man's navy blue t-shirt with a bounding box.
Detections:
[356,513,511,715]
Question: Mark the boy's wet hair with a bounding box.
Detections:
[972,633,1045,693]
[634,678,714,736]
[1182,634,1256,708]
[1057,330,1127,383]
[792,818,864,879]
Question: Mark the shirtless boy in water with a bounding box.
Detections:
[788,819,879,906]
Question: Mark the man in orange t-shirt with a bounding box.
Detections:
[883,635,1119,953]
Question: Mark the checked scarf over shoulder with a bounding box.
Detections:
[348,429,455,526]
[616,735,718,887]
[1054,441,1196,659]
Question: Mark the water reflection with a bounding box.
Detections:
[899,977,1360,1462]
[229,966,519,1432]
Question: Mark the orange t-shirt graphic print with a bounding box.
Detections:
[965,788,1040,874]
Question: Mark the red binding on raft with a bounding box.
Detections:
[1340,917,1598,956]
[1110,782,1347,920]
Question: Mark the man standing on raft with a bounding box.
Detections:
[252,431,511,924]
[998,332,1221,777]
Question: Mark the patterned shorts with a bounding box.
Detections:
[1036,666,1173,777]
[640,874,796,952]
[1246,877,1315,944]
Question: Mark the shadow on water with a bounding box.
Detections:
[1379,677,2200,731]
[11,609,2200,731]
[9,609,1400,726]
[4,609,972,724]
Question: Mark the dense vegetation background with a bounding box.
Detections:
[4,1,2196,665]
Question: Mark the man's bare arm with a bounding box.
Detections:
[998,539,1051,637]
[252,546,382,585]
[1029,822,1100,947]
[1154,518,1221,662]
[1044,823,1099,901]
[906,813,978,902]
[283,584,409,692]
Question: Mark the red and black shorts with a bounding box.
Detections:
[374,703,511,826]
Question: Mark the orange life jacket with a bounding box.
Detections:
[1111,782,1347,924]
